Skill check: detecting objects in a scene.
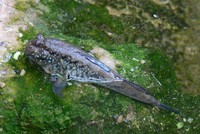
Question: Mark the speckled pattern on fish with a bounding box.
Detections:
[25,34,178,113]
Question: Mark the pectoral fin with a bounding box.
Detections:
[51,74,66,96]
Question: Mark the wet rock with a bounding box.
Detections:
[0,81,6,88]
[11,70,16,75]
[117,115,123,123]
[28,22,34,26]
[0,68,16,78]
[187,118,193,123]
[152,0,170,5]
[18,32,23,38]
[125,111,135,121]
[140,59,145,64]
[20,69,26,76]
[0,42,12,63]
[1,53,12,63]
[176,122,184,129]
[91,47,120,70]
[0,42,7,47]
[0,69,7,75]
[13,51,21,60]
[67,82,72,86]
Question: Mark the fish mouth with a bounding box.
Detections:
[25,45,35,61]
[25,44,31,55]
[25,38,38,54]
[25,41,40,64]
[25,43,34,56]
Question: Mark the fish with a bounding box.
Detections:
[25,34,178,113]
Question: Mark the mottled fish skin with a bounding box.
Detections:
[25,35,178,113]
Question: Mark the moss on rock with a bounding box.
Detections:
[1,0,199,133]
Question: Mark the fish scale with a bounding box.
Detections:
[25,34,178,113]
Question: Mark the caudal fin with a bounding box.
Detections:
[101,79,178,113]
[158,103,179,113]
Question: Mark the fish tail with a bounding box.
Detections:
[101,79,178,113]
[158,103,179,114]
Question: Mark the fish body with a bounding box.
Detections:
[25,35,178,113]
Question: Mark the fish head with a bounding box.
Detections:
[25,34,45,55]
[25,34,52,66]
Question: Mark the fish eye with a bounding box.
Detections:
[37,34,44,40]
[35,34,45,46]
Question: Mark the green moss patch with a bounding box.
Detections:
[1,0,199,133]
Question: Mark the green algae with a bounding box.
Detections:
[14,0,36,11]
[2,31,200,133]
[1,0,200,133]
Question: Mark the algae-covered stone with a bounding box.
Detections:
[20,69,26,76]
[2,0,200,133]
[0,81,6,88]
[176,122,184,129]
[117,115,123,123]
[13,51,21,60]
[187,118,193,123]
[18,33,23,38]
